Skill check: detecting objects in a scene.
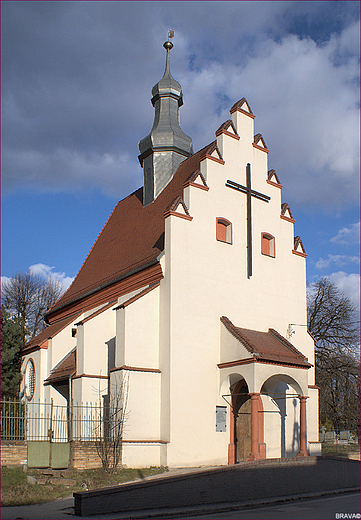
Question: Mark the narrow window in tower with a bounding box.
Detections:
[261,233,275,257]
[216,218,232,244]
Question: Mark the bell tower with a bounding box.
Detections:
[138,39,193,205]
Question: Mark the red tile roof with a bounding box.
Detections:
[221,316,311,368]
[47,145,212,320]
[44,349,76,384]
[22,313,80,354]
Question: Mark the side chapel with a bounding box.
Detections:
[21,40,320,467]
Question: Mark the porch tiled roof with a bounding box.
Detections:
[22,313,81,354]
[44,348,76,385]
[220,316,311,368]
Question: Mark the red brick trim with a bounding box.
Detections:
[292,250,308,258]
[252,143,269,154]
[230,106,255,119]
[22,339,49,356]
[47,263,164,324]
[218,358,255,369]
[72,373,109,380]
[266,179,283,189]
[76,300,116,325]
[308,384,320,390]
[110,365,161,373]
[218,357,310,370]
[163,210,193,221]
[183,181,210,191]
[205,154,225,165]
[25,358,36,401]
[122,439,168,444]
[215,129,240,140]
[280,215,296,224]
[114,283,160,310]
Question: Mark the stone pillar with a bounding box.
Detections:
[247,392,262,461]
[228,402,236,465]
[297,395,309,457]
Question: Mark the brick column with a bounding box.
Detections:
[297,395,309,457]
[247,392,262,461]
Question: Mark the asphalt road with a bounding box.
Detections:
[1,491,360,520]
[180,491,361,519]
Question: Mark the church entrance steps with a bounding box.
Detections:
[74,456,360,517]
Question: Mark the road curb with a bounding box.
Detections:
[108,488,361,519]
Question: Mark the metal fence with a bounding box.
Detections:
[0,399,26,440]
[1,398,105,442]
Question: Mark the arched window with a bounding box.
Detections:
[25,359,36,401]
[261,233,275,257]
[216,218,232,244]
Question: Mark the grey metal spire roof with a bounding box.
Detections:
[138,40,193,205]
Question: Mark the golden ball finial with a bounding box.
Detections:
[163,41,173,51]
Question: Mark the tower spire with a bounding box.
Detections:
[138,36,193,206]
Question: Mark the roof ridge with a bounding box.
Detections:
[268,328,308,360]
[220,316,257,354]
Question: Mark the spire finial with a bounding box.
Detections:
[138,28,193,205]
[163,29,174,51]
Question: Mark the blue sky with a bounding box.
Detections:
[1,1,360,310]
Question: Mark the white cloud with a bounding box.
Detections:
[329,271,360,311]
[330,222,360,246]
[315,254,360,269]
[182,23,360,209]
[1,276,12,288]
[2,147,143,199]
[29,263,74,291]
[2,4,359,210]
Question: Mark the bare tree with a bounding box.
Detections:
[307,277,359,353]
[94,375,129,473]
[316,351,360,431]
[2,271,63,341]
[307,277,360,431]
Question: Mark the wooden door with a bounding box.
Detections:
[235,393,251,462]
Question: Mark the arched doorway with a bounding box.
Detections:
[232,379,251,462]
[234,381,251,462]
[260,374,305,458]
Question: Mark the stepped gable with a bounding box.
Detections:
[47,147,208,319]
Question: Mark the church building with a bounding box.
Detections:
[21,40,320,468]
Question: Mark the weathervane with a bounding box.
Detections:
[164,29,175,51]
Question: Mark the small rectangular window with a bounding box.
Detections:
[216,218,232,244]
[261,233,275,257]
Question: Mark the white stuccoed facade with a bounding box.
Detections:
[113,101,318,467]
[21,55,320,468]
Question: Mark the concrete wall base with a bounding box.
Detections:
[74,456,360,517]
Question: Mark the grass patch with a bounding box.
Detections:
[321,443,360,456]
[1,466,168,507]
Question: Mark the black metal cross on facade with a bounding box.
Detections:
[226,163,270,278]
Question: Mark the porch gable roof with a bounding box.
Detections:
[220,316,311,368]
